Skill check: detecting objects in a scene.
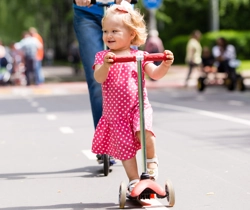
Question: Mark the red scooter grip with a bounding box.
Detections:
[112,55,136,63]
[144,53,168,62]
[112,53,169,63]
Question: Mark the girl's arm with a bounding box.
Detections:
[144,50,174,80]
[94,52,115,83]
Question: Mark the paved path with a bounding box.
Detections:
[0,65,249,97]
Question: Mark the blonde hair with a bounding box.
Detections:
[102,5,147,46]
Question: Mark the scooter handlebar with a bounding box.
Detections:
[112,53,169,63]
[112,55,136,63]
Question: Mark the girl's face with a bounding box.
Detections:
[102,15,135,52]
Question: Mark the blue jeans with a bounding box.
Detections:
[35,60,44,85]
[73,9,103,128]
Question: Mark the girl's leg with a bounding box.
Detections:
[122,156,140,182]
[136,130,157,169]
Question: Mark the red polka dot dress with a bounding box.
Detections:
[92,49,155,161]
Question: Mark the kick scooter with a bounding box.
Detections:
[112,53,175,208]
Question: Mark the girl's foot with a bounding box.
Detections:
[127,179,139,197]
[147,157,158,180]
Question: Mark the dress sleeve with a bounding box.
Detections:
[92,51,106,70]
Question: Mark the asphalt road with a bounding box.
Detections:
[0,81,250,210]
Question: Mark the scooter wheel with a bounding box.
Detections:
[103,154,110,176]
[165,179,175,207]
[119,181,127,209]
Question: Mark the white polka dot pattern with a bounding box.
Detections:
[92,49,155,160]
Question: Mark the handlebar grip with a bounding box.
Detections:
[112,55,136,63]
[144,53,168,62]
[112,53,170,63]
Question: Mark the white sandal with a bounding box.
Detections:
[127,179,139,196]
[147,157,159,180]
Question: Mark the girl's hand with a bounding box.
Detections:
[163,50,174,66]
[103,52,115,68]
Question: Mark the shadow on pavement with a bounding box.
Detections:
[0,202,117,210]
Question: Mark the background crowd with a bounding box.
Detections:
[184,30,239,87]
[0,27,44,86]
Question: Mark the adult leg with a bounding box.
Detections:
[73,9,103,128]
[25,57,32,86]
[34,60,44,85]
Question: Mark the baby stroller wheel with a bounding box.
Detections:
[119,181,127,209]
[225,76,235,91]
[236,76,246,91]
[165,179,175,207]
[103,154,110,176]
[197,77,206,92]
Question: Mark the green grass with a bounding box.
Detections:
[238,60,250,73]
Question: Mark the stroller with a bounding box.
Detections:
[197,46,245,92]
[0,55,12,85]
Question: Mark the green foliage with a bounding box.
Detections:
[167,35,188,64]
[0,0,250,61]
[169,30,250,64]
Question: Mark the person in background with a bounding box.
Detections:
[68,40,81,75]
[15,31,42,86]
[212,37,238,85]
[73,0,137,163]
[185,30,202,86]
[144,29,164,65]
[144,29,164,81]
[29,27,45,85]
[201,46,216,74]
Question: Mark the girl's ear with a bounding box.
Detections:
[131,30,136,39]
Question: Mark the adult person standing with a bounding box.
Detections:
[184,30,202,86]
[29,27,45,85]
[144,29,164,65]
[73,0,137,163]
[212,37,238,89]
[73,0,137,129]
[144,29,164,81]
[14,31,42,86]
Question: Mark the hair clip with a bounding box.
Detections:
[115,5,128,13]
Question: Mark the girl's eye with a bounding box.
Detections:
[103,30,107,33]
[112,30,117,33]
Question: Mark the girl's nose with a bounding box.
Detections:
[107,33,112,38]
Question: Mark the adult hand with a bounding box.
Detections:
[75,0,91,7]
[115,0,131,4]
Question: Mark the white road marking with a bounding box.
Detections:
[59,127,74,134]
[82,150,97,160]
[151,102,250,126]
[228,100,244,106]
[46,114,57,120]
[31,101,39,107]
[37,107,47,113]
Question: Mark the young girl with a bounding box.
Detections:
[91,2,174,194]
